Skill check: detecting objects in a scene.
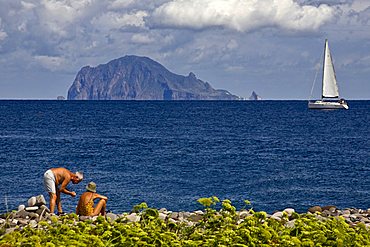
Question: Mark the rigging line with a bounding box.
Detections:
[309,51,324,101]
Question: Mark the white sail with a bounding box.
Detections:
[322,40,339,98]
[308,40,348,110]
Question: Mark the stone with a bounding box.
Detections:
[341,210,351,217]
[272,211,283,218]
[18,219,29,225]
[182,212,191,218]
[29,220,38,228]
[315,215,327,221]
[350,215,360,222]
[79,216,92,221]
[106,213,119,222]
[18,205,26,212]
[27,195,46,207]
[178,212,185,220]
[238,210,250,219]
[16,209,30,219]
[188,213,203,223]
[36,206,49,218]
[308,206,322,213]
[28,212,39,219]
[41,205,50,212]
[28,197,37,207]
[168,218,177,224]
[194,210,204,215]
[35,195,46,206]
[350,208,360,214]
[158,208,167,213]
[360,217,370,224]
[25,206,39,211]
[283,208,295,216]
[321,210,332,217]
[170,212,179,220]
[126,213,140,223]
[285,219,296,228]
[322,205,336,212]
[186,221,195,227]
[158,213,167,221]
[270,215,281,221]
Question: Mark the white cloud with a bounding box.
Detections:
[0,31,7,41]
[34,55,67,71]
[131,33,154,44]
[17,22,27,32]
[108,0,136,10]
[350,0,370,12]
[0,18,7,41]
[38,0,94,36]
[21,1,36,10]
[150,0,336,32]
[91,10,148,31]
[226,39,238,50]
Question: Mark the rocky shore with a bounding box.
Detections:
[2,195,370,236]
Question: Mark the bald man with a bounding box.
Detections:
[43,167,83,215]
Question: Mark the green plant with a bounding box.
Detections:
[1,199,370,246]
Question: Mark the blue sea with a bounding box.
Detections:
[0,100,370,214]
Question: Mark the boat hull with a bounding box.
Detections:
[308,100,349,110]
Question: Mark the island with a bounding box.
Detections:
[67,55,241,100]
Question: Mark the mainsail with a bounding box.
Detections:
[322,40,339,98]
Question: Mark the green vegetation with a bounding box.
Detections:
[1,197,370,246]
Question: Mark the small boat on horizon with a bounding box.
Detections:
[308,39,348,110]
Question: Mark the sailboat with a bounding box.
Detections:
[308,40,349,110]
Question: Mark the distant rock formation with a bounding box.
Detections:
[56,96,65,100]
[67,55,241,100]
[249,91,262,100]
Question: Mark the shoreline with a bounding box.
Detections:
[2,199,370,245]
[2,203,370,234]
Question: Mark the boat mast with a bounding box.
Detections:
[321,39,327,100]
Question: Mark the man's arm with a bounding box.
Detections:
[59,179,76,197]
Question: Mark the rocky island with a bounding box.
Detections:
[67,55,240,100]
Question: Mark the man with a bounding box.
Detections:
[43,167,83,215]
[76,182,108,216]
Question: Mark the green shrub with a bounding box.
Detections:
[1,199,370,246]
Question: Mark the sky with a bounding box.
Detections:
[0,0,369,100]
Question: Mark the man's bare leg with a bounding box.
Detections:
[49,192,57,214]
[56,190,63,213]
[92,199,107,216]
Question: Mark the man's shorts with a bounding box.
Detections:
[43,169,56,194]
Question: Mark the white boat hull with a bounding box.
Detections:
[308,100,349,110]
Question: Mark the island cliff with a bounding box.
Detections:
[67,55,240,100]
